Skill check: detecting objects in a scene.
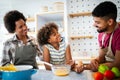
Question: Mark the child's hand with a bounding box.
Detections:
[74,60,84,73]
[74,64,84,73]
[66,60,75,70]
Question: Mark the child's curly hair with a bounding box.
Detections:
[37,22,58,46]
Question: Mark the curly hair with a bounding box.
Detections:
[4,10,26,33]
[92,1,117,21]
[37,22,58,46]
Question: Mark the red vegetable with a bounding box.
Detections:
[104,70,115,80]
[94,72,104,80]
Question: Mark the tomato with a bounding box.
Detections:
[94,72,104,80]
[104,70,115,80]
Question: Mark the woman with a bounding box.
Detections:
[1,10,42,69]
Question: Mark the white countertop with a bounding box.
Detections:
[31,70,94,80]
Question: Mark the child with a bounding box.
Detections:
[37,22,75,70]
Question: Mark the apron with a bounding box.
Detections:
[102,24,118,62]
[14,42,38,69]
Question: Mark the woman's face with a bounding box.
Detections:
[48,28,61,44]
[15,19,28,37]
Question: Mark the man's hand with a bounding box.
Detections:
[90,59,99,72]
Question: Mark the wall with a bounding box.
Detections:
[67,0,120,60]
[0,0,65,61]
[0,0,65,24]
[0,0,120,62]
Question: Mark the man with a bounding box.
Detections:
[90,1,120,71]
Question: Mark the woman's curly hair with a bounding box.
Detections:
[37,22,58,46]
[4,10,26,33]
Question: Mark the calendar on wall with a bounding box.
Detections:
[66,0,120,61]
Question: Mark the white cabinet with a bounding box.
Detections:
[36,11,64,34]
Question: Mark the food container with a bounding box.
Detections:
[40,6,48,12]
[0,65,36,80]
[53,2,64,11]
[51,64,71,76]
[41,61,71,76]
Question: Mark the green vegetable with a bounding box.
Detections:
[111,67,120,77]
[98,64,109,74]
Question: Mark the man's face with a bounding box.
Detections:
[93,17,109,33]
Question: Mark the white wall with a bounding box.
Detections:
[0,0,65,24]
[67,0,120,60]
[0,0,65,62]
[0,0,120,62]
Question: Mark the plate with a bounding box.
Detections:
[15,65,33,71]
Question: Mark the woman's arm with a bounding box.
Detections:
[1,42,11,66]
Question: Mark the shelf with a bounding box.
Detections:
[69,12,91,18]
[70,36,93,40]
[26,17,35,22]
[28,31,35,35]
[37,11,64,15]
[36,11,64,21]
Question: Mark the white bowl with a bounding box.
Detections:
[15,65,33,71]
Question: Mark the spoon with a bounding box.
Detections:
[39,61,53,67]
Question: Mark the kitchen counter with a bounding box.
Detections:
[31,69,120,80]
[31,70,93,80]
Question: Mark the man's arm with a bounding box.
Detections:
[89,48,106,71]
[103,50,120,69]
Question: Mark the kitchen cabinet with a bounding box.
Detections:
[36,11,64,34]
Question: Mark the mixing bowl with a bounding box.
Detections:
[41,61,71,76]
[51,64,71,76]
[0,65,36,80]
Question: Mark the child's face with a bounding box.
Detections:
[48,28,61,44]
